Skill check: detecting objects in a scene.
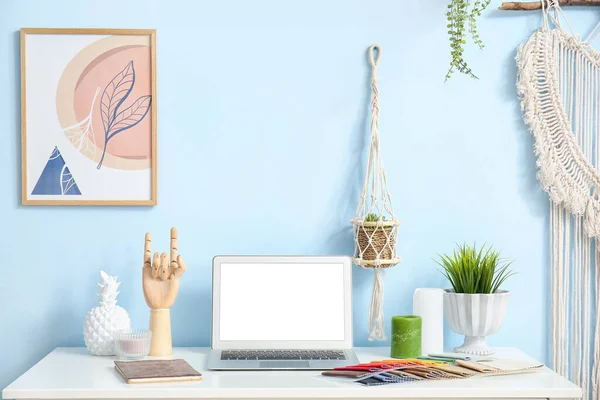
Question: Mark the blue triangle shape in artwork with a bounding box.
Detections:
[31,146,82,195]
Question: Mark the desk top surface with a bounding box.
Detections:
[2,347,581,399]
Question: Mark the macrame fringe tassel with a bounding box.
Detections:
[517,3,600,397]
[368,268,386,341]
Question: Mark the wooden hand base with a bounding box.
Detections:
[149,308,172,356]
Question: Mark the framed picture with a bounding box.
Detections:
[20,28,157,206]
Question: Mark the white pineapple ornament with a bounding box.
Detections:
[84,271,131,356]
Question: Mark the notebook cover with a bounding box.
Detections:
[114,359,202,384]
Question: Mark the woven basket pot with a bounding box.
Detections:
[356,226,396,263]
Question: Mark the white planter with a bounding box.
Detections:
[443,289,511,356]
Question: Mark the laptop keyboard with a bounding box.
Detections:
[220,350,346,361]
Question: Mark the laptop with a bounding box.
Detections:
[206,255,360,370]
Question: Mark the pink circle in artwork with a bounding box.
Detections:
[73,45,152,161]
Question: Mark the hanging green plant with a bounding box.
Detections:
[446,0,491,81]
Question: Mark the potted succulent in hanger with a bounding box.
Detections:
[355,213,396,263]
[436,243,515,356]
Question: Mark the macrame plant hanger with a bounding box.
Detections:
[352,45,402,341]
[516,1,600,398]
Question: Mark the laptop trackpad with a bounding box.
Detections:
[259,361,310,369]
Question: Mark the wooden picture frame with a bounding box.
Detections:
[20,28,157,206]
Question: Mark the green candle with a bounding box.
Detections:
[390,315,422,359]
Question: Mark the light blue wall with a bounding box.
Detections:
[2,0,597,393]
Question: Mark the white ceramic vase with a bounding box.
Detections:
[443,289,511,356]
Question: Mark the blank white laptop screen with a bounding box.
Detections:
[219,262,345,341]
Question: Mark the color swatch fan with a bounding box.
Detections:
[352,45,401,341]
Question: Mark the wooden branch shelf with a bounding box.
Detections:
[500,0,600,10]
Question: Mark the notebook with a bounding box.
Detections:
[114,359,202,384]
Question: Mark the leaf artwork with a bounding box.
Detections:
[100,61,134,134]
[97,61,152,169]
[63,87,100,159]
[60,164,77,195]
[108,95,152,138]
[31,146,81,196]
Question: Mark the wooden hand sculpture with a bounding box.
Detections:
[142,227,187,356]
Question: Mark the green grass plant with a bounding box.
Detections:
[436,243,515,294]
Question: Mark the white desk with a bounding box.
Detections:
[2,347,581,400]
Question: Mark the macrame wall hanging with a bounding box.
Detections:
[352,45,402,341]
[516,2,600,398]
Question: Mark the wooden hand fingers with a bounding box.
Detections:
[146,227,184,281]
[172,254,187,279]
[152,252,160,278]
[144,233,152,269]
[160,252,170,280]
[170,227,178,270]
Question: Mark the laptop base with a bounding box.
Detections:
[206,349,359,370]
